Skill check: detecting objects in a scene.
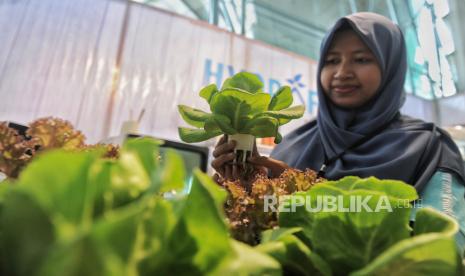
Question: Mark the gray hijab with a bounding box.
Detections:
[271,12,464,191]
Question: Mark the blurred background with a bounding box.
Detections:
[1,0,465,157]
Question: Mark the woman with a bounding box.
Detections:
[211,12,465,252]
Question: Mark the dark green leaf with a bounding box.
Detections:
[142,199,177,252]
[213,114,237,135]
[269,86,293,111]
[106,152,150,208]
[351,234,460,275]
[38,235,125,276]
[156,149,185,193]
[139,170,228,274]
[308,187,412,273]
[324,176,418,201]
[220,72,263,93]
[141,218,201,275]
[242,116,279,138]
[16,150,100,230]
[261,227,302,243]
[279,118,292,125]
[1,190,55,276]
[413,207,458,236]
[262,105,305,120]
[214,240,282,275]
[258,228,331,276]
[204,117,221,133]
[178,105,211,128]
[90,201,146,265]
[210,89,271,125]
[278,192,315,242]
[178,127,221,143]
[274,132,283,143]
[199,84,218,103]
[179,170,230,272]
[123,137,162,185]
[88,151,150,212]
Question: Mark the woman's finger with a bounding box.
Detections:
[225,164,232,180]
[218,135,226,145]
[216,135,227,148]
[213,173,223,185]
[213,140,236,158]
[214,166,224,177]
[252,141,259,157]
[232,163,241,179]
[211,152,235,174]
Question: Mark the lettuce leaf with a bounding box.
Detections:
[352,209,461,275]
[220,72,263,93]
[199,84,218,104]
[178,105,211,128]
[269,86,293,111]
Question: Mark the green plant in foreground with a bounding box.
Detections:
[257,176,464,275]
[1,137,463,275]
[178,72,305,143]
[0,137,280,276]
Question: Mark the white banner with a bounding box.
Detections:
[0,0,318,146]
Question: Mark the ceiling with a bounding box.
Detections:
[142,0,465,100]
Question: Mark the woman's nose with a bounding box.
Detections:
[334,62,354,79]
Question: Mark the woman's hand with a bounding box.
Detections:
[211,135,290,184]
[247,144,289,178]
[211,135,237,184]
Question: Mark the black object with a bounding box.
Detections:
[126,134,209,173]
[7,122,29,138]
[4,122,37,154]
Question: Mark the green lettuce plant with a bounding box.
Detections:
[257,176,464,275]
[2,136,463,275]
[0,138,280,276]
[178,72,305,144]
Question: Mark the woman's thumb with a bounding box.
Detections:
[247,156,273,166]
[248,156,289,177]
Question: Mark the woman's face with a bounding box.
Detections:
[320,29,382,109]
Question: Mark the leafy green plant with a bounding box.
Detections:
[178,72,305,144]
[1,136,463,275]
[2,118,463,275]
[257,176,464,275]
[0,137,280,276]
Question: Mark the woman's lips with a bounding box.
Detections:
[332,85,359,94]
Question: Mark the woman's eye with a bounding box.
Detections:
[325,58,338,65]
[355,57,372,63]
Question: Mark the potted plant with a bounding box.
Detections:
[178,72,305,166]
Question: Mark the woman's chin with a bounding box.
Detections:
[331,98,363,109]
